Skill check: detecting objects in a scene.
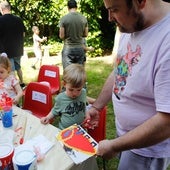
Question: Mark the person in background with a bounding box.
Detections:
[0,53,23,105]
[40,64,87,130]
[82,38,94,65]
[59,0,88,69]
[31,26,47,69]
[85,0,170,170]
[0,1,25,88]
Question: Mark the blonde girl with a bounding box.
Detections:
[0,53,23,105]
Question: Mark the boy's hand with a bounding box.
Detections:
[40,117,50,124]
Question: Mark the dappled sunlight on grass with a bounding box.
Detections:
[86,59,113,98]
[21,55,62,84]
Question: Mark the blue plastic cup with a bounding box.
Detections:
[2,106,13,128]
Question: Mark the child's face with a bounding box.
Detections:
[64,83,83,99]
[0,66,9,80]
[35,29,39,34]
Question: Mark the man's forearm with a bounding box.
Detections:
[111,112,170,152]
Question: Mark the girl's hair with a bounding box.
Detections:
[63,64,86,88]
[32,26,39,33]
[0,53,11,71]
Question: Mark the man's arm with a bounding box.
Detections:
[59,27,65,40]
[83,26,88,37]
[97,111,170,159]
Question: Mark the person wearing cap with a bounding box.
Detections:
[59,0,88,69]
[0,1,25,88]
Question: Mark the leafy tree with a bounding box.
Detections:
[8,0,116,56]
[9,0,64,44]
[79,0,116,55]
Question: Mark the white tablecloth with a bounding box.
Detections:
[0,106,99,170]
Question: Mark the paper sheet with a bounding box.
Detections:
[15,134,54,155]
[56,124,98,164]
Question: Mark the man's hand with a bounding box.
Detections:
[97,139,119,159]
[85,107,100,129]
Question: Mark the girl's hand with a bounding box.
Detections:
[13,97,19,105]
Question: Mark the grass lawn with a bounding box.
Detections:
[21,54,170,170]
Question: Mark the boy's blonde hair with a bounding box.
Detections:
[63,64,86,88]
[32,26,39,33]
[0,53,11,71]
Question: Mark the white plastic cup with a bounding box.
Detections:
[13,150,37,170]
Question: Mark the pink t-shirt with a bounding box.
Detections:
[0,74,19,99]
[112,13,170,158]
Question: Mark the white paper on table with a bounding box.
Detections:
[0,129,14,145]
[15,134,54,155]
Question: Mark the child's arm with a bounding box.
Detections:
[87,96,96,104]
[85,46,95,52]
[42,36,47,42]
[13,83,23,105]
[83,44,94,52]
[36,35,47,43]
[40,111,54,124]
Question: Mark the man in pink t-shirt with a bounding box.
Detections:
[86,0,170,169]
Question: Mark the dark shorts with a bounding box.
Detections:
[9,57,21,71]
[118,150,170,170]
[62,46,85,69]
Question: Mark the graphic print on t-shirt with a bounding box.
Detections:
[114,43,141,99]
[65,101,85,116]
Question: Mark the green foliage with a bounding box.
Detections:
[8,0,116,56]
[9,0,62,44]
[49,42,63,56]
[80,0,116,55]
